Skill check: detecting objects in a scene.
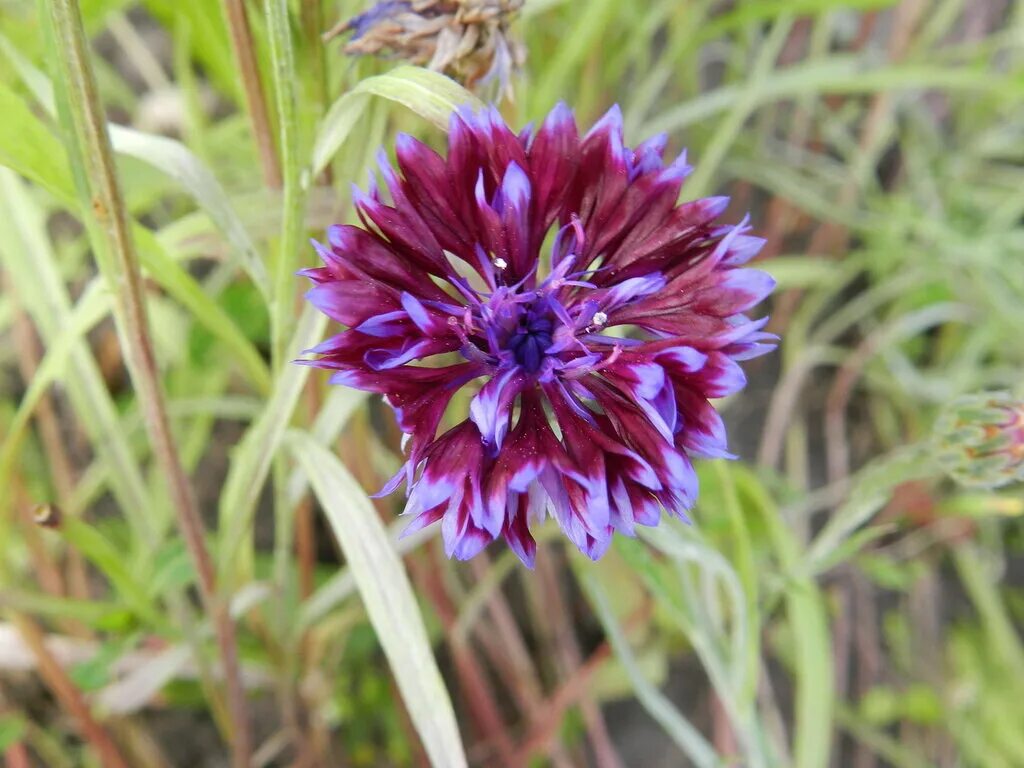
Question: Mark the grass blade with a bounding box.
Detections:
[313,65,483,176]
[288,431,468,768]
[576,564,719,768]
[109,125,270,297]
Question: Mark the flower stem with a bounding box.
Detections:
[222,0,283,188]
[42,1,252,765]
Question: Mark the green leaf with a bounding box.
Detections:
[70,636,137,692]
[758,256,845,290]
[313,66,483,176]
[0,590,134,630]
[0,81,74,201]
[0,169,152,537]
[61,517,171,632]
[109,125,270,296]
[146,540,197,598]
[807,444,933,572]
[0,41,271,395]
[132,223,271,394]
[576,564,718,768]
[0,279,110,492]
[646,58,1023,135]
[737,470,834,768]
[218,304,326,577]
[288,431,468,768]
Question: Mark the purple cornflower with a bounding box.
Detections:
[301,104,776,567]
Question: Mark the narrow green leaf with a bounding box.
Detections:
[60,518,170,631]
[264,0,306,364]
[576,566,719,768]
[0,279,110,484]
[647,58,1022,135]
[737,471,834,768]
[109,125,270,296]
[313,66,483,176]
[0,169,152,533]
[0,42,272,393]
[288,432,468,768]
[218,304,326,577]
[0,590,133,630]
[0,81,74,201]
[807,444,932,572]
[132,223,271,394]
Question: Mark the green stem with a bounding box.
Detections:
[265,0,310,646]
[42,2,251,765]
[266,0,308,367]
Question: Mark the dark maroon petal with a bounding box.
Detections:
[305,281,400,327]
[394,133,476,256]
[482,392,567,523]
[689,269,777,317]
[351,183,449,277]
[589,151,692,267]
[568,106,630,264]
[501,493,537,568]
[527,102,579,240]
[324,225,452,302]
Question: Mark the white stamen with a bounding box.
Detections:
[592,311,608,326]
[492,257,508,270]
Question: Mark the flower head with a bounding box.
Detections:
[301,104,776,566]
[328,1,525,99]
[933,391,1024,489]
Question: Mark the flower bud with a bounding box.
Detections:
[933,391,1024,489]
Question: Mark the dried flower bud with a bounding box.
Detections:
[933,391,1024,489]
[327,0,525,99]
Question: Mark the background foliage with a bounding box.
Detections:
[1,0,1023,766]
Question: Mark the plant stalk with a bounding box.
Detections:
[222,0,283,188]
[43,1,252,765]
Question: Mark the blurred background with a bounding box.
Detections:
[1,0,1023,766]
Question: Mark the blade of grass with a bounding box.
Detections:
[0,47,273,393]
[0,279,110,493]
[0,82,72,195]
[109,125,270,297]
[575,565,719,768]
[313,66,483,176]
[217,303,326,581]
[737,469,834,768]
[41,2,251,764]
[264,0,306,365]
[646,58,1023,135]
[0,169,151,533]
[684,15,794,198]
[288,431,468,768]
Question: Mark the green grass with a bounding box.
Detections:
[1,0,1023,765]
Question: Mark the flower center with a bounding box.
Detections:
[507,307,554,373]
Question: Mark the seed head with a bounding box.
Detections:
[328,1,526,99]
